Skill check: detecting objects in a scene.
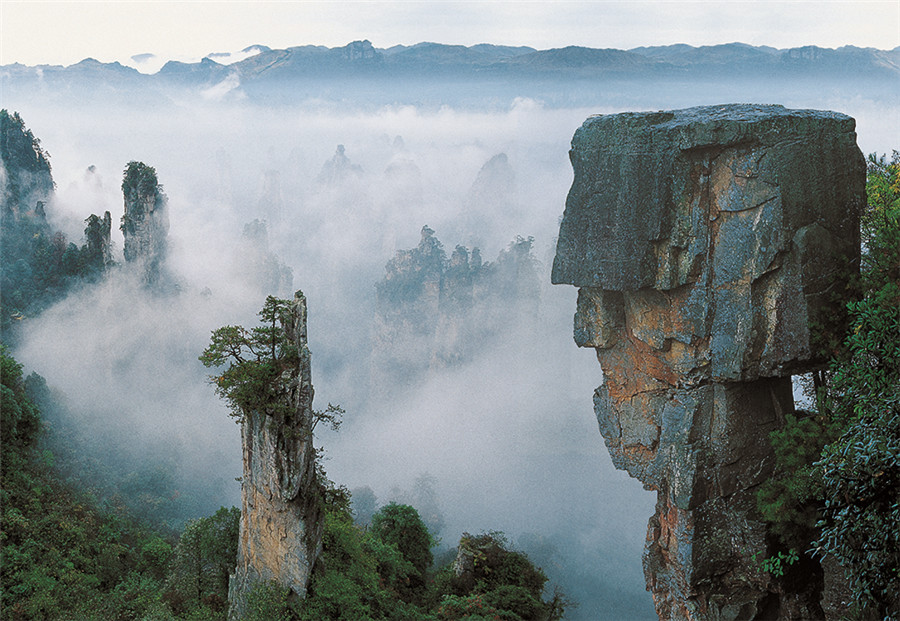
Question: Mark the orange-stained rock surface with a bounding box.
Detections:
[553,105,865,619]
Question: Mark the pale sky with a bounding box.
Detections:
[1,1,899,68]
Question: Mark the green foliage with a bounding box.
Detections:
[244,581,296,621]
[298,501,424,621]
[759,151,900,616]
[753,549,799,578]
[756,411,841,547]
[371,502,435,598]
[311,402,344,434]
[1,111,111,339]
[0,345,42,453]
[860,151,900,293]
[815,412,900,612]
[296,489,566,620]
[1,350,175,621]
[1,215,111,339]
[482,585,544,620]
[436,593,515,620]
[432,531,566,621]
[80,212,112,274]
[811,152,900,615]
[0,108,54,208]
[165,507,239,615]
[376,225,446,308]
[121,161,162,205]
[199,295,300,420]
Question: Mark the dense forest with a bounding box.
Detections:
[1,102,898,621]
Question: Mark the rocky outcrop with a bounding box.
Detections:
[462,153,517,247]
[120,161,168,283]
[373,226,540,393]
[317,144,362,186]
[552,105,865,619]
[1,111,114,338]
[82,211,112,269]
[257,170,284,226]
[227,291,323,619]
[0,109,54,218]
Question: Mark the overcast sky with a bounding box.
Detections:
[1,1,898,68]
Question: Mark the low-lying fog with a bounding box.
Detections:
[5,80,897,619]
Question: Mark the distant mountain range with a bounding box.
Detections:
[3,40,898,106]
[6,40,900,78]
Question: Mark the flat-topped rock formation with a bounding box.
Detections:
[552,104,865,619]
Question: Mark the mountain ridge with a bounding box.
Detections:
[5,40,898,78]
[3,40,896,108]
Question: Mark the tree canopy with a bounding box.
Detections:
[199,295,300,420]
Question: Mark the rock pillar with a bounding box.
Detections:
[227,291,324,619]
[551,105,865,619]
[120,161,169,284]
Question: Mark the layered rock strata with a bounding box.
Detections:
[227,291,324,619]
[552,105,864,619]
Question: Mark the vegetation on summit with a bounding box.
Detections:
[199,295,302,421]
[198,295,570,620]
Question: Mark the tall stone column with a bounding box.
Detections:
[120,161,169,284]
[551,105,865,619]
[227,291,324,619]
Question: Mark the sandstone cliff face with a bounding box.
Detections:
[552,105,865,619]
[120,161,169,283]
[228,291,323,619]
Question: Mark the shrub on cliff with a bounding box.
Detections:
[430,531,569,621]
[813,151,900,615]
[759,151,900,615]
[298,500,427,620]
[199,295,301,420]
[165,506,239,616]
[0,109,54,208]
[1,111,112,340]
[371,502,435,604]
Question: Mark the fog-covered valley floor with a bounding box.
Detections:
[3,79,897,619]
